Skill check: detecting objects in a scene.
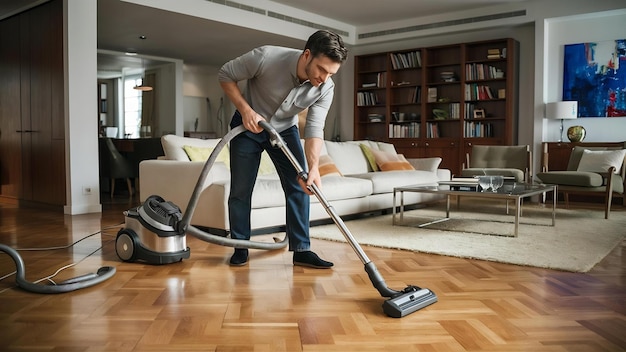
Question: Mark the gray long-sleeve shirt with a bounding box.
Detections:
[218,45,334,139]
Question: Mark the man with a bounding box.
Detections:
[218,30,348,268]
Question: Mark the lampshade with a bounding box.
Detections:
[133,81,153,91]
[546,101,578,120]
[133,57,153,91]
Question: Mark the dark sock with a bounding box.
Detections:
[293,251,333,269]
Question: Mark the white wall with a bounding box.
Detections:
[542,10,626,143]
[64,0,101,214]
[182,64,231,136]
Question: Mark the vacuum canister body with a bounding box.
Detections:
[116,196,190,264]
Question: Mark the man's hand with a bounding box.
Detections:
[219,80,264,133]
[241,109,265,134]
[298,167,321,195]
[300,137,324,195]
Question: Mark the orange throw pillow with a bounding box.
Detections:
[319,154,342,177]
[370,149,415,171]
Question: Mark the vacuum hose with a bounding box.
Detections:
[0,243,116,294]
[178,124,288,250]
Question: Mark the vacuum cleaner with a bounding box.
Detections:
[115,125,289,265]
[117,121,437,317]
[0,243,116,294]
[254,121,437,318]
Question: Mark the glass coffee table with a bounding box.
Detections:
[392,181,557,237]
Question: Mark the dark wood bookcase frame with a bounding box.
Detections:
[354,38,519,175]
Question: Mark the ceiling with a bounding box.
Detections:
[1,0,529,73]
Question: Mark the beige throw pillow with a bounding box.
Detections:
[577,149,626,174]
[408,157,442,172]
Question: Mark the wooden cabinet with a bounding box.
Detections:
[354,38,519,175]
[540,141,626,172]
[0,0,65,207]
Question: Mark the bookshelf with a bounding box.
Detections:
[354,38,519,175]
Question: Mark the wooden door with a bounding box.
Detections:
[0,15,23,201]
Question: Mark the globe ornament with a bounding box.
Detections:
[567,125,586,143]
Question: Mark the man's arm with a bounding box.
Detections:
[219,81,264,133]
[302,137,324,194]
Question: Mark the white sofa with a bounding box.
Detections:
[139,134,451,235]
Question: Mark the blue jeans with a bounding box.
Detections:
[229,112,310,251]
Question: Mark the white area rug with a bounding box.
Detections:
[304,200,625,272]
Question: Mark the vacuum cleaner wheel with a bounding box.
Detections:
[116,230,138,262]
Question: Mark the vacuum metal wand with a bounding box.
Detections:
[259,121,438,317]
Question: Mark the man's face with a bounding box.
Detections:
[304,51,341,87]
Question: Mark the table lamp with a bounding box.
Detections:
[546,101,578,142]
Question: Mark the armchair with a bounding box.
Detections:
[536,144,626,219]
[461,145,532,182]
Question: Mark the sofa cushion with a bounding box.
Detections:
[162,134,221,161]
[162,134,277,175]
[350,170,440,194]
[251,176,372,208]
[324,141,370,175]
[577,149,626,174]
[536,171,604,187]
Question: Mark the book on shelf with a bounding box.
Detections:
[377,72,386,87]
[464,84,496,101]
[465,63,500,80]
[426,122,439,138]
[389,122,420,138]
[357,91,379,106]
[390,51,422,69]
[448,103,460,119]
[427,87,437,102]
[464,121,494,138]
[409,87,421,103]
[487,48,501,59]
[361,82,377,88]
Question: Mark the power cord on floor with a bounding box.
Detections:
[0,222,123,294]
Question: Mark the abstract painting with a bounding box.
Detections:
[563,39,626,117]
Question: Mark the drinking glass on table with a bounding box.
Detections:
[491,176,504,193]
[478,176,491,192]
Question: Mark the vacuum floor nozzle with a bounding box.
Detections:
[382,287,438,318]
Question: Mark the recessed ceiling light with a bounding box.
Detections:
[139,35,147,40]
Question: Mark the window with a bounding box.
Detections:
[124,75,143,138]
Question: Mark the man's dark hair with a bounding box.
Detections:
[305,30,348,63]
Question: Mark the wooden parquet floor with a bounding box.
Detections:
[0,196,624,351]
